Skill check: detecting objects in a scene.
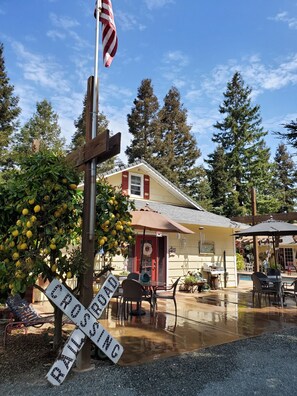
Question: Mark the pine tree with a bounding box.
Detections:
[125,79,160,167]
[275,119,297,150]
[70,93,114,173]
[0,43,21,169]
[157,87,201,195]
[271,143,297,213]
[206,145,230,215]
[211,72,271,216]
[12,99,65,163]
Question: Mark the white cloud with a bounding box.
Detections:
[144,0,175,10]
[47,30,66,40]
[12,41,70,93]
[117,11,146,31]
[269,11,297,30]
[49,13,80,30]
[198,53,297,104]
[163,50,189,67]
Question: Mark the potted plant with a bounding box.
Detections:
[183,275,198,292]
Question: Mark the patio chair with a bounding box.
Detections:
[251,273,278,307]
[3,294,56,347]
[119,279,151,319]
[153,277,180,317]
[283,279,297,306]
[127,272,140,280]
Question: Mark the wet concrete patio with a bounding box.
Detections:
[92,279,297,366]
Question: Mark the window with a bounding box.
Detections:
[130,173,143,197]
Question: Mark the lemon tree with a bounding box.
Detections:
[95,178,135,262]
[0,151,83,299]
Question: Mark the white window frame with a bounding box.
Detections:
[129,173,143,198]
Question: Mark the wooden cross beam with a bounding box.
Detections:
[66,130,121,171]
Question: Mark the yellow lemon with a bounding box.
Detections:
[28,198,35,205]
[99,238,105,246]
[66,271,72,279]
[0,244,4,251]
[31,215,37,223]
[20,243,28,250]
[51,264,57,272]
[33,205,41,213]
[69,184,77,190]
[12,230,19,237]
[50,243,57,250]
[26,230,33,238]
[15,260,22,268]
[16,220,22,226]
[22,208,29,215]
[12,252,19,260]
[9,241,15,248]
[111,229,117,236]
[26,221,32,228]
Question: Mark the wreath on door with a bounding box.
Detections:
[143,242,153,257]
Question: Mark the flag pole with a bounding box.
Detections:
[89,0,102,240]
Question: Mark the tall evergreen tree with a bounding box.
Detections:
[71,93,114,173]
[12,99,65,163]
[156,87,202,196]
[210,71,271,217]
[275,119,297,151]
[271,143,297,213]
[125,79,160,167]
[0,43,21,169]
[206,145,231,215]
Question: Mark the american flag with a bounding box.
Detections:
[95,0,118,67]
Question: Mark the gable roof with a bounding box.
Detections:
[133,200,241,229]
[104,160,243,230]
[102,159,204,210]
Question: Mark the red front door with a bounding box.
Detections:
[135,235,158,281]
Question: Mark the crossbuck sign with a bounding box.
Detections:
[45,274,123,386]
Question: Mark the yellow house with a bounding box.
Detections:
[100,160,242,288]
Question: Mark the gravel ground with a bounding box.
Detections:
[1,326,297,396]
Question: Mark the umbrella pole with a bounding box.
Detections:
[139,227,146,273]
[272,237,277,269]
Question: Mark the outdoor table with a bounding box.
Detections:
[139,280,166,292]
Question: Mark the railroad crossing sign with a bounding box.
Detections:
[45,274,123,386]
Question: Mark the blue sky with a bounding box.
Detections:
[0,0,297,164]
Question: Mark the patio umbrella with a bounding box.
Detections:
[233,217,297,267]
[130,205,194,272]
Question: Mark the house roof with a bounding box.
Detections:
[103,160,244,230]
[102,159,204,210]
[133,200,242,229]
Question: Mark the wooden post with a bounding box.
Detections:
[76,76,96,371]
[251,188,259,272]
[65,76,121,371]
